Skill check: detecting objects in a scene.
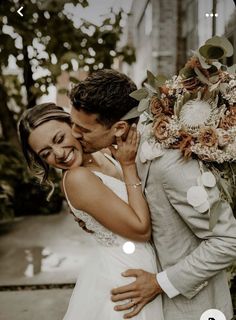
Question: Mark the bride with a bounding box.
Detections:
[18,103,163,320]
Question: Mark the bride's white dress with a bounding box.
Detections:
[63,162,163,319]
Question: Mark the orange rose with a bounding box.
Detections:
[185,56,201,69]
[153,115,171,141]
[199,127,218,147]
[150,96,163,116]
[150,96,174,117]
[219,105,236,129]
[173,131,193,158]
[229,105,236,124]
[161,97,174,116]
[181,77,201,92]
[160,85,170,95]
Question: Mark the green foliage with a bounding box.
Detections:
[0,0,135,107]
[0,141,63,220]
[199,36,233,62]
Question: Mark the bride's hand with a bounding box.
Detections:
[109,124,140,167]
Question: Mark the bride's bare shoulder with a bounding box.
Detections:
[64,167,96,188]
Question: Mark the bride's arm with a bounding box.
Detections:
[64,126,151,242]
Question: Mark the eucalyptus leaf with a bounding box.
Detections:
[155,75,168,87]
[219,83,228,94]
[147,70,156,87]
[205,36,233,57]
[199,44,225,60]
[211,61,222,70]
[227,64,236,75]
[129,88,148,101]
[194,67,211,85]
[209,80,221,92]
[209,75,219,83]
[137,98,150,112]
[195,51,212,69]
[144,82,159,96]
[179,67,195,78]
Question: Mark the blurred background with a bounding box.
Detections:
[0,0,235,319]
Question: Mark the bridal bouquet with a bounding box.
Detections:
[131,36,236,212]
[131,36,236,163]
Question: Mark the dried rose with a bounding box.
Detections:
[171,131,193,158]
[216,128,232,147]
[150,96,174,117]
[219,117,231,130]
[199,127,218,147]
[185,57,201,69]
[161,97,174,116]
[185,56,210,78]
[150,96,163,116]
[160,85,170,95]
[219,105,236,129]
[153,115,171,141]
[182,77,201,92]
[229,105,236,123]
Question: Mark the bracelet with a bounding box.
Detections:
[125,181,142,188]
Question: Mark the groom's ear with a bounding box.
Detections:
[113,121,129,138]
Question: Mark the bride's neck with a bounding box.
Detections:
[82,152,99,168]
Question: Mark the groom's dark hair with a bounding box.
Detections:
[69,69,138,127]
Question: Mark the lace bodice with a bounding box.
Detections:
[63,161,128,247]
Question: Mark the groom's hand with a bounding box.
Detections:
[111,269,163,319]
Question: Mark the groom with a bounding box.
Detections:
[69,69,236,320]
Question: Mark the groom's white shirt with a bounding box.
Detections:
[156,272,180,298]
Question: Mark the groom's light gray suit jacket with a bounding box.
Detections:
[137,148,236,320]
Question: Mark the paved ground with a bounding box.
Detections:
[0,207,94,319]
[0,289,72,320]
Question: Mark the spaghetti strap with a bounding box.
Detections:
[62,171,72,207]
[103,153,122,173]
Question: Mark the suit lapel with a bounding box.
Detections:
[136,158,152,192]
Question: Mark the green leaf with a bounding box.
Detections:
[211,61,222,70]
[179,67,195,78]
[209,80,221,92]
[194,51,212,69]
[205,36,233,57]
[137,98,149,112]
[144,82,159,96]
[147,70,156,87]
[129,88,148,101]
[194,67,211,85]
[155,75,168,87]
[199,44,225,59]
[227,64,236,75]
[219,83,228,94]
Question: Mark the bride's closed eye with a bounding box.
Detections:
[41,150,51,159]
[56,134,65,143]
